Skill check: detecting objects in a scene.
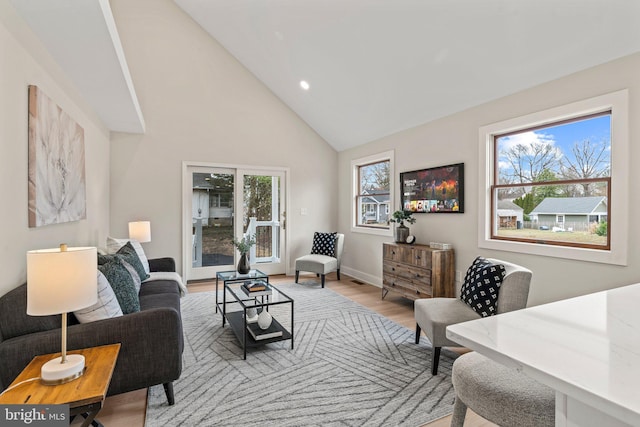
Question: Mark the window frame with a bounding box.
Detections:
[478,90,629,266]
[351,150,394,236]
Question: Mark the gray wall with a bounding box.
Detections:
[107,0,338,274]
[338,52,640,306]
[0,2,111,297]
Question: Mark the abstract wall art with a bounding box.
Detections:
[28,85,86,227]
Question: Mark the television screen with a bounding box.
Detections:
[400,163,464,213]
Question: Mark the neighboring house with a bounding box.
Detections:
[192,174,233,226]
[529,196,608,231]
[496,200,524,228]
[361,189,390,224]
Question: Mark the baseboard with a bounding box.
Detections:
[341,266,382,288]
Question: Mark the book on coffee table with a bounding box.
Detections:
[241,280,272,296]
[247,321,283,341]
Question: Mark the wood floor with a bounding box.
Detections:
[75,274,495,427]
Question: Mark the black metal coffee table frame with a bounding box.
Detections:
[217,274,294,359]
[215,270,269,313]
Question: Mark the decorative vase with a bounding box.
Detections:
[395,224,410,243]
[246,307,258,323]
[237,252,250,274]
[257,309,272,330]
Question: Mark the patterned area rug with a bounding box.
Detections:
[145,283,457,426]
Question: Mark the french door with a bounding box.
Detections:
[183,163,287,281]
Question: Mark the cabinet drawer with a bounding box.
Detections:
[383,244,432,269]
[397,264,431,285]
[383,274,432,297]
[410,248,432,269]
[383,282,432,300]
[383,244,402,263]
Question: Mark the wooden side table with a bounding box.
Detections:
[0,344,120,427]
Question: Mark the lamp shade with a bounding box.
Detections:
[27,246,97,316]
[129,221,151,243]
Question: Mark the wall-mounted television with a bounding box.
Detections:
[400,163,464,213]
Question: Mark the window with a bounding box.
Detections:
[494,112,611,249]
[352,151,394,235]
[479,90,629,265]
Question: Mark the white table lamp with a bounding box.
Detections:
[128,221,151,243]
[27,244,97,385]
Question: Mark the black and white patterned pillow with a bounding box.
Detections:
[460,257,506,317]
[311,232,337,257]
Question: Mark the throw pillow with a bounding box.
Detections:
[74,271,123,323]
[117,241,150,282]
[106,237,150,274]
[310,232,337,257]
[460,257,506,317]
[99,253,143,294]
[97,252,118,266]
[98,256,141,314]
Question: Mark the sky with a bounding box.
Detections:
[497,114,611,177]
[543,115,611,151]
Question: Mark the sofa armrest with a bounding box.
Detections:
[0,308,183,395]
[148,257,176,273]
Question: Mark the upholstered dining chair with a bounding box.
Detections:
[295,233,344,288]
[451,351,555,427]
[414,258,532,375]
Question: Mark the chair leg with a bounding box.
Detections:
[415,324,421,344]
[450,396,468,427]
[337,269,341,280]
[295,270,299,283]
[321,274,325,288]
[431,347,441,375]
[163,382,175,405]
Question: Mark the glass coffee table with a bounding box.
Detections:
[215,269,269,313]
[216,270,294,359]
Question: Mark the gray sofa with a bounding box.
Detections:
[0,257,183,405]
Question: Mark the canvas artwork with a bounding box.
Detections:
[28,85,86,227]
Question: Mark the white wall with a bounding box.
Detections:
[0,1,111,297]
[339,52,640,306]
[108,0,338,275]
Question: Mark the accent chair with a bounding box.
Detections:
[295,233,344,288]
[414,257,532,375]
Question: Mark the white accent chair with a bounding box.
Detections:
[294,234,344,288]
[414,258,532,375]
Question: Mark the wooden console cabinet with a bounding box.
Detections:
[382,242,455,300]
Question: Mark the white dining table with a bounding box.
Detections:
[446,283,640,427]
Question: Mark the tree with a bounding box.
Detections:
[532,168,559,206]
[360,161,389,191]
[243,176,275,226]
[499,141,562,185]
[560,139,610,196]
[513,193,535,214]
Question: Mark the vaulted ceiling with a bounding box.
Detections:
[11,0,640,152]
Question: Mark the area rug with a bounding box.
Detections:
[145,283,457,426]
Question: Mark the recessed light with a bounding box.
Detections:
[300,80,310,91]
